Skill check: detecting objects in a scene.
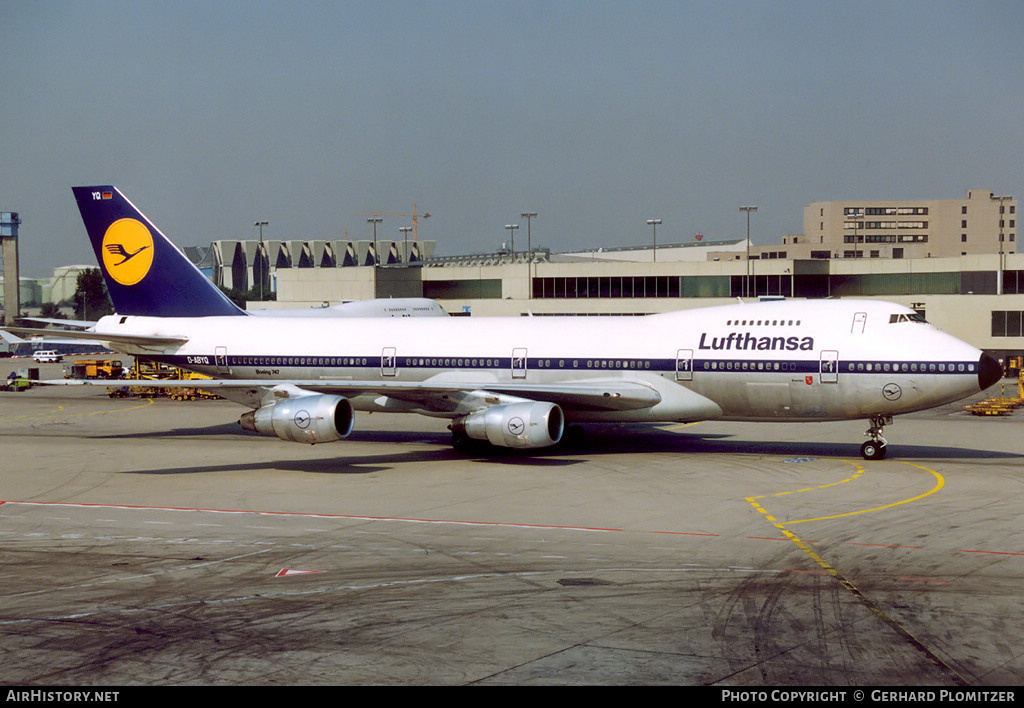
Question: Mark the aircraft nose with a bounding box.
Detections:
[978,352,1002,391]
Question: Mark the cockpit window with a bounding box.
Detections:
[889,313,927,324]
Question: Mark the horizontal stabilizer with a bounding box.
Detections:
[18,317,97,330]
[3,326,188,348]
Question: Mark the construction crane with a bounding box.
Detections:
[356,205,432,244]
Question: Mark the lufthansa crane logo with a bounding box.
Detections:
[507,416,525,436]
[882,383,903,401]
[101,218,154,286]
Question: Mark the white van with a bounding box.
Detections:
[32,350,62,363]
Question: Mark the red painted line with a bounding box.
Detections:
[276,568,325,578]
[1,499,625,534]
[747,536,820,542]
[960,549,1024,556]
[652,530,720,537]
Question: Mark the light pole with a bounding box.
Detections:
[646,219,662,262]
[521,211,536,297]
[367,217,383,265]
[253,220,268,300]
[504,223,519,264]
[398,226,413,265]
[739,206,757,297]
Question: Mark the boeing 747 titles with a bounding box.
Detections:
[2,186,1001,460]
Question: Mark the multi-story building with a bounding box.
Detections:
[788,189,1017,260]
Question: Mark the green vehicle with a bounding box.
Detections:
[2,374,31,392]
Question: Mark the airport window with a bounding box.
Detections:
[992,310,1024,337]
[533,275,711,299]
[424,279,502,300]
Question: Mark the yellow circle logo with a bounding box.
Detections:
[101,218,154,286]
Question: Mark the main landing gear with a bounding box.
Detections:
[860,414,892,460]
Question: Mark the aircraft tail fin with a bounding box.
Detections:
[72,186,245,317]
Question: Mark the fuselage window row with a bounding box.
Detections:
[725,319,802,327]
[847,362,974,373]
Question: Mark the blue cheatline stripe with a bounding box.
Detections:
[140,353,979,377]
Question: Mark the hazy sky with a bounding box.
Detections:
[2,0,1022,277]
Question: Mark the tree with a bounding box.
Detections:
[38,302,63,318]
[73,268,114,320]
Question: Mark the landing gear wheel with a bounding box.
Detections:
[861,414,892,460]
[450,430,472,451]
[559,424,586,448]
[450,430,494,455]
[860,440,887,460]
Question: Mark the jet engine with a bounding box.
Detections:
[239,394,354,444]
[451,401,564,449]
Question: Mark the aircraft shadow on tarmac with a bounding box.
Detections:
[110,422,1024,476]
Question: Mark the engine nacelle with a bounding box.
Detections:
[239,394,354,444]
[452,401,564,449]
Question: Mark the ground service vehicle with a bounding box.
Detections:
[67,359,124,379]
[32,350,62,363]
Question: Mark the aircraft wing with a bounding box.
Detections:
[1,326,189,348]
[302,378,662,412]
[44,376,662,413]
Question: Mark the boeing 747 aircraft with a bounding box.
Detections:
[4,186,1001,460]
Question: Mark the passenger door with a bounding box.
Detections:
[820,349,839,384]
[511,348,528,379]
[675,349,693,381]
[215,346,230,375]
[381,347,397,377]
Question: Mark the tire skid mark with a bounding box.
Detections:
[745,459,969,686]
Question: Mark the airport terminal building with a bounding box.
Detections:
[234,190,1021,365]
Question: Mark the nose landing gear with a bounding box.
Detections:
[861,415,892,460]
